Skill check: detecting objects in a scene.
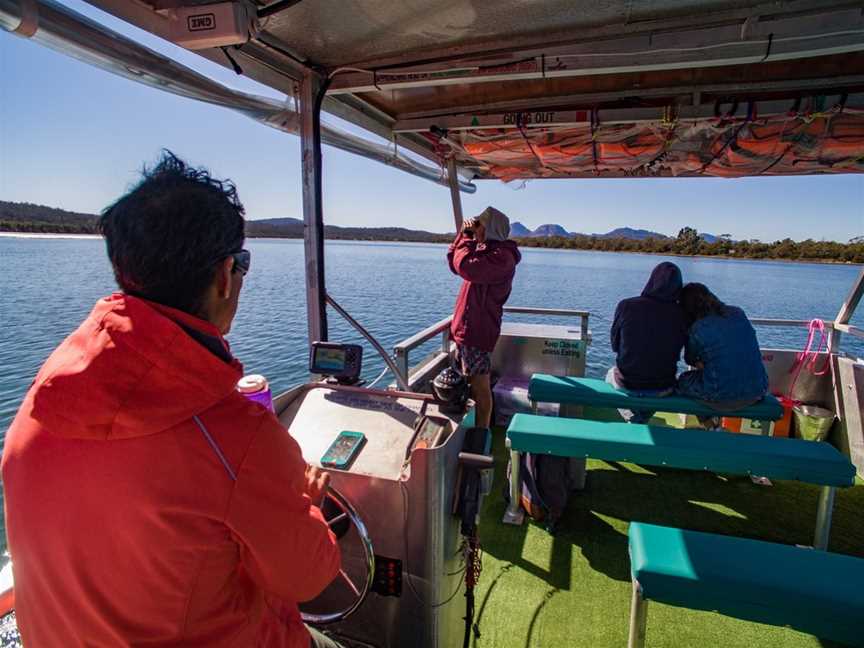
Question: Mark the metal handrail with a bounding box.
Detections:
[833,323,864,340]
[388,311,858,392]
[392,306,593,386]
[393,316,453,383]
[503,307,590,317]
[749,318,837,329]
[326,293,410,391]
[504,306,591,339]
[393,316,453,355]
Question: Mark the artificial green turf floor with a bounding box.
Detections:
[471,417,864,648]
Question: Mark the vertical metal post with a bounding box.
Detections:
[447,156,464,233]
[628,580,648,648]
[813,485,836,550]
[394,348,409,388]
[830,268,864,352]
[502,438,525,525]
[441,328,451,355]
[299,70,328,345]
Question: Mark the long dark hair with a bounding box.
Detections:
[680,283,727,326]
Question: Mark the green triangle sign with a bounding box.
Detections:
[471,116,480,126]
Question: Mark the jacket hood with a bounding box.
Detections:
[476,206,511,241]
[29,294,243,440]
[641,262,683,302]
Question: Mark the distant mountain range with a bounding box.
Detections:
[0,200,719,243]
[510,222,719,243]
[510,221,722,241]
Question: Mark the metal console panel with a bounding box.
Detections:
[278,384,468,648]
[492,322,591,381]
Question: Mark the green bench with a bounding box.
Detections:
[503,413,856,549]
[528,374,784,421]
[627,522,864,647]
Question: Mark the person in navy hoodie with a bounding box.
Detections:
[607,262,688,422]
[448,207,521,429]
[676,282,769,408]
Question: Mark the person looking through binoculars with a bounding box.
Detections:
[447,207,521,428]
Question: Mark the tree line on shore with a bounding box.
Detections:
[3,201,861,263]
[514,227,864,263]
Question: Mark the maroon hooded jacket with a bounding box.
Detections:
[447,233,521,352]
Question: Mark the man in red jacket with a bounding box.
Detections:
[448,207,521,428]
[2,153,342,647]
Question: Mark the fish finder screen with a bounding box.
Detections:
[315,347,346,372]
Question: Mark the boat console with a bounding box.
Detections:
[276,375,473,648]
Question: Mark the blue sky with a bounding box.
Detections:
[1,0,862,241]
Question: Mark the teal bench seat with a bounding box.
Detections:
[529,374,784,421]
[503,414,855,548]
[506,414,854,487]
[627,522,864,647]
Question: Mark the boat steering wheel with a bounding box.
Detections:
[300,486,375,625]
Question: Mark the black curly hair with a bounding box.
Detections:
[680,282,727,327]
[99,151,245,314]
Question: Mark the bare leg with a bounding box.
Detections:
[470,373,493,429]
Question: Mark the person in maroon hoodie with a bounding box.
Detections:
[2,152,343,648]
[447,207,521,428]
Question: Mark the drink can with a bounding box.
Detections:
[237,374,274,412]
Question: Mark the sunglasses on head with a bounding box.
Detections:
[228,249,251,276]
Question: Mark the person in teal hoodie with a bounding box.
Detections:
[676,283,769,408]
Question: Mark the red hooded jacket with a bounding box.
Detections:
[448,234,521,353]
[1,294,340,647]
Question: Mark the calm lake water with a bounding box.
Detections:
[2,236,863,438]
[1,235,863,548]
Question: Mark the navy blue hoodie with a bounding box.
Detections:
[610,262,687,390]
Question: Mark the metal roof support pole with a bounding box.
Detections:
[830,268,864,351]
[299,69,328,345]
[447,156,464,232]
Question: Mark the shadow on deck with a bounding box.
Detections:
[473,425,863,648]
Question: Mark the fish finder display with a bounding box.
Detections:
[309,342,363,382]
[315,347,346,371]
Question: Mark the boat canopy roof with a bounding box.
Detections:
[5,0,864,182]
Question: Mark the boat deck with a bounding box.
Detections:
[474,409,863,648]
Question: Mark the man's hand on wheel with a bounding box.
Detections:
[305,465,331,508]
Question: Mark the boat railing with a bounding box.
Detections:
[393,316,453,388]
[326,293,412,391]
[503,306,591,339]
[388,313,860,392]
[750,317,864,355]
[832,323,864,341]
[749,318,836,330]
[393,306,591,389]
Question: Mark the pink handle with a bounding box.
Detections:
[787,319,831,402]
